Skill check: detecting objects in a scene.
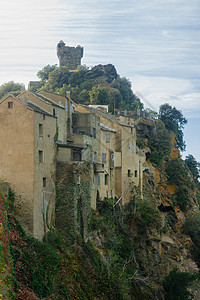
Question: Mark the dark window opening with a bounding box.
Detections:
[105,174,108,185]
[73,149,82,161]
[38,150,43,163]
[53,109,56,116]
[8,102,13,109]
[135,170,137,177]
[39,124,43,137]
[128,169,132,177]
[43,177,46,187]
[93,127,96,138]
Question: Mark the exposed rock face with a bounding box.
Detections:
[57,40,84,70]
[86,64,118,82]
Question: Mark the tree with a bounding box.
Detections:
[163,267,197,300]
[37,64,58,83]
[89,86,110,104]
[147,119,171,165]
[165,157,188,185]
[0,81,25,100]
[41,67,70,92]
[159,104,187,151]
[185,155,200,184]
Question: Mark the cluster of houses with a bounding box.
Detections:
[0,88,150,240]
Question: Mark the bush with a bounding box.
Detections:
[175,186,190,211]
[166,158,188,185]
[163,267,197,299]
[147,119,171,166]
[135,201,160,233]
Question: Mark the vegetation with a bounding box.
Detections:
[147,119,171,165]
[0,81,25,100]
[37,64,58,83]
[166,158,188,185]
[163,267,197,299]
[185,154,200,185]
[36,64,142,111]
[184,213,200,269]
[159,103,187,151]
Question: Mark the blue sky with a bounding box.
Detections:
[0,0,199,160]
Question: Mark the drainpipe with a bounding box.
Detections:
[66,91,71,136]
[43,194,47,236]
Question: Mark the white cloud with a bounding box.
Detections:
[130,75,200,117]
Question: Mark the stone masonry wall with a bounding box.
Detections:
[56,161,91,242]
[57,40,83,70]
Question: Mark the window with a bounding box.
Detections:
[106,132,110,143]
[128,169,132,177]
[104,174,108,185]
[130,127,133,134]
[38,150,43,163]
[94,151,97,162]
[130,142,133,153]
[53,109,57,117]
[43,114,45,120]
[91,176,93,187]
[135,170,138,177]
[102,152,106,164]
[91,151,93,163]
[8,102,13,109]
[39,124,43,137]
[93,127,96,138]
[98,174,100,185]
[43,177,46,187]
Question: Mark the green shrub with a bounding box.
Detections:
[175,186,190,211]
[147,119,171,166]
[163,267,197,299]
[135,201,160,233]
[166,158,188,185]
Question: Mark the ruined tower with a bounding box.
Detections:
[57,40,84,70]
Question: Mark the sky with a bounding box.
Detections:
[0,0,199,160]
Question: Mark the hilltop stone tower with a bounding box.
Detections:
[57,40,84,70]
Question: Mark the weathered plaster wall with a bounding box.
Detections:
[19,91,53,114]
[33,112,57,240]
[0,96,35,234]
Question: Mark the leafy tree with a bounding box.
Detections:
[89,86,111,104]
[41,66,70,91]
[159,104,187,151]
[166,158,188,185]
[163,267,197,300]
[147,119,171,165]
[0,81,25,100]
[185,154,200,184]
[37,64,58,83]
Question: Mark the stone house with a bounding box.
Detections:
[75,105,146,204]
[0,94,57,240]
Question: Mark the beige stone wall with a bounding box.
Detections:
[19,91,53,114]
[39,91,66,108]
[98,129,116,200]
[0,96,35,234]
[33,112,57,240]
[75,105,146,204]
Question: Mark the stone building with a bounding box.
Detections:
[0,94,57,240]
[0,89,147,240]
[75,105,146,204]
[57,40,84,70]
